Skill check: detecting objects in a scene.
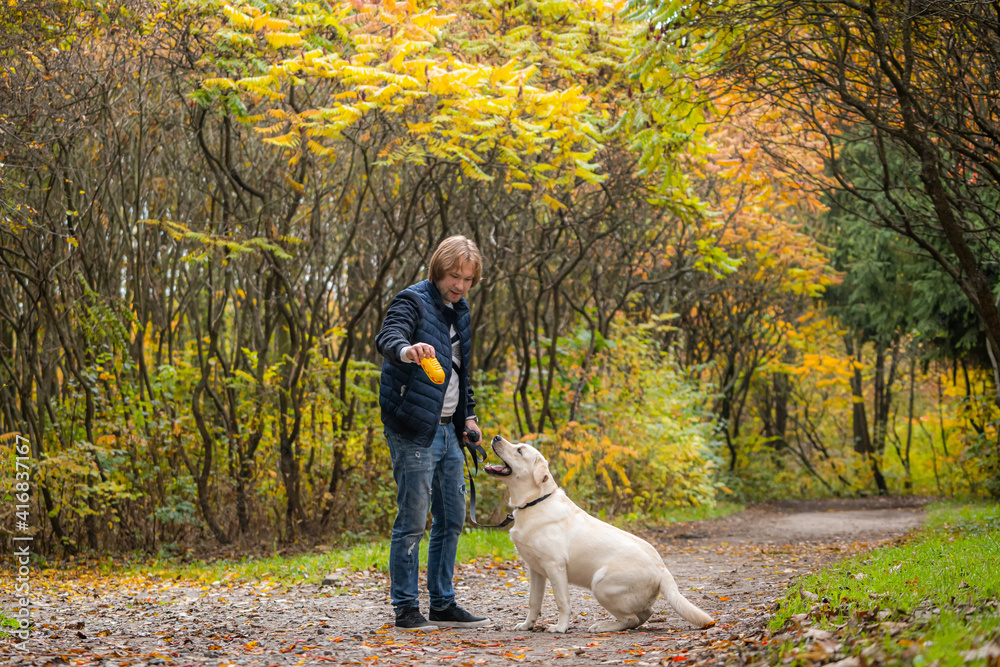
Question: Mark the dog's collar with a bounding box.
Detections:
[515,492,554,511]
[490,493,554,529]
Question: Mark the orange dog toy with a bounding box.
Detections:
[420,356,445,384]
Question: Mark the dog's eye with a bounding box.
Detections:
[517,447,524,456]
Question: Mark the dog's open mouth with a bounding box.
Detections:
[485,462,512,476]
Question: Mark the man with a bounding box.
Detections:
[375,235,489,631]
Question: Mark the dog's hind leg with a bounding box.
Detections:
[515,567,546,631]
[587,610,649,633]
[588,594,652,632]
[590,568,657,632]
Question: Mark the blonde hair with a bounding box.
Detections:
[429,235,483,287]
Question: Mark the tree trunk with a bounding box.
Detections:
[845,335,872,456]
[902,352,916,490]
[188,379,231,545]
[844,336,888,494]
[772,369,790,449]
[872,338,899,456]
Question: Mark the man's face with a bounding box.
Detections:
[435,260,477,304]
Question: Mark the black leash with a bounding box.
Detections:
[462,434,554,529]
[462,435,515,528]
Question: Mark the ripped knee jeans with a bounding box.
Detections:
[385,425,466,611]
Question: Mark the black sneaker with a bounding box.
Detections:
[428,603,490,628]
[394,607,435,631]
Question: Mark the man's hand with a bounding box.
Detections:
[404,343,436,363]
[464,418,482,445]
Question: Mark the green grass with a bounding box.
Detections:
[115,528,519,585]
[0,610,21,639]
[768,501,1000,666]
[610,500,744,532]
[635,500,744,526]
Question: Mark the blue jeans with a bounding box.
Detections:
[386,424,466,612]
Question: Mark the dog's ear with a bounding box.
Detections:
[532,455,550,485]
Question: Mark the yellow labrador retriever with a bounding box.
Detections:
[485,436,715,633]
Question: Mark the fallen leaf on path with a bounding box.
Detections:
[878,621,908,634]
[961,642,1000,661]
[825,658,860,667]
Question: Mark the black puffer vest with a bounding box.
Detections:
[378,280,473,448]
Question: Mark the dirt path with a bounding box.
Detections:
[2,497,929,667]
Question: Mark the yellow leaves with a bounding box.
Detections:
[716,157,744,180]
[797,353,852,375]
[377,136,409,161]
[263,132,299,148]
[459,94,509,116]
[409,8,452,30]
[256,17,291,32]
[427,65,489,96]
[202,77,236,90]
[234,73,284,100]
[339,64,382,82]
[597,443,634,491]
[700,120,838,297]
[284,172,305,192]
[254,123,285,136]
[222,4,252,29]
[540,336,717,514]
[316,104,365,132]
[488,59,524,86]
[459,159,493,182]
[201,0,611,196]
[503,25,534,42]
[542,193,566,211]
[366,83,403,105]
[306,139,335,158]
[574,165,601,184]
[300,48,325,64]
[406,121,434,134]
[804,194,826,212]
[265,32,304,49]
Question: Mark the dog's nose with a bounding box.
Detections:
[492,435,502,444]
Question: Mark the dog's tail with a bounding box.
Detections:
[660,568,716,628]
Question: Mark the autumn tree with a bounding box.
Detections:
[630,0,1000,395]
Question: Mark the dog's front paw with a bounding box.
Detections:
[547,624,569,634]
[515,621,535,631]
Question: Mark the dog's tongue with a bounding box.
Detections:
[485,464,509,474]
